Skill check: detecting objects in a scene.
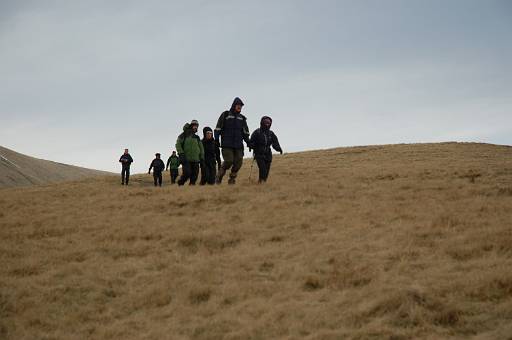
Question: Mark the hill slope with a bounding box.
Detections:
[1,142,512,339]
[0,146,109,188]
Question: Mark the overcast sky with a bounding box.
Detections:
[1,0,511,173]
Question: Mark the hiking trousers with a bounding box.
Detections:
[221,148,244,174]
[200,159,217,185]
[153,172,163,186]
[256,155,272,182]
[170,169,179,184]
[121,167,130,184]
[178,161,199,185]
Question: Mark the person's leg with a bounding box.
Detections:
[229,149,244,184]
[256,156,266,183]
[178,162,191,186]
[190,162,199,185]
[171,170,178,184]
[200,161,207,185]
[126,168,130,185]
[217,148,234,184]
[153,174,158,186]
[121,168,126,184]
[208,161,216,185]
[158,173,162,186]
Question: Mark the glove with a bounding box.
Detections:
[148,171,151,174]
[280,150,283,155]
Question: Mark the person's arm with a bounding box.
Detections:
[198,138,205,161]
[148,160,154,174]
[176,136,185,156]
[128,155,133,163]
[214,112,225,143]
[166,157,171,170]
[271,132,283,154]
[242,118,251,147]
[215,142,221,166]
[160,160,165,172]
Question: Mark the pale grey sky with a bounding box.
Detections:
[1,0,511,172]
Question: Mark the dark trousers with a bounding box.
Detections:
[200,160,217,185]
[170,169,179,184]
[178,161,199,185]
[256,156,272,182]
[121,167,130,184]
[153,172,163,186]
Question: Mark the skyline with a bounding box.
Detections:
[1,0,511,173]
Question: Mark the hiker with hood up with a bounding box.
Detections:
[148,153,166,187]
[119,148,133,185]
[200,127,222,185]
[249,116,283,183]
[176,120,204,185]
[166,150,180,184]
[214,97,251,185]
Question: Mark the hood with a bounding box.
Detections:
[260,116,273,130]
[203,126,213,138]
[230,97,244,111]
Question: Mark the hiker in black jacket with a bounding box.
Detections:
[119,148,133,185]
[148,153,166,187]
[214,97,251,185]
[200,127,222,185]
[249,116,283,183]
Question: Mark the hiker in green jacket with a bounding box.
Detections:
[176,120,204,186]
[166,150,180,184]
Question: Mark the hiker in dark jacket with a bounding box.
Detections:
[200,127,222,185]
[166,151,180,184]
[214,97,251,185]
[148,153,166,187]
[249,116,283,183]
[119,148,133,185]
[176,120,204,186]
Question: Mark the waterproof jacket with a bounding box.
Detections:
[149,158,165,174]
[214,97,250,150]
[166,155,180,170]
[176,123,205,162]
[119,154,133,169]
[202,138,221,165]
[249,117,282,161]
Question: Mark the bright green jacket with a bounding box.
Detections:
[166,155,180,170]
[176,124,205,162]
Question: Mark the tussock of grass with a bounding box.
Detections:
[1,142,512,339]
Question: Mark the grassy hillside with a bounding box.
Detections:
[1,142,511,339]
[0,146,109,188]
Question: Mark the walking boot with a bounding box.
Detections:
[216,166,226,184]
[228,172,237,185]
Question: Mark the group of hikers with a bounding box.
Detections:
[118,97,283,187]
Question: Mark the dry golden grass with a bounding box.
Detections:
[1,142,512,339]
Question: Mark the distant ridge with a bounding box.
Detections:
[0,145,110,188]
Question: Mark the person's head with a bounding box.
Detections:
[231,97,244,113]
[124,148,129,154]
[172,151,176,155]
[260,116,273,130]
[203,127,213,140]
[190,120,199,133]
[155,153,161,159]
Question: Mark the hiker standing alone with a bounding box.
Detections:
[148,153,166,187]
[166,151,180,184]
[200,127,222,185]
[249,116,283,183]
[119,148,133,185]
[214,97,251,185]
[176,120,204,186]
